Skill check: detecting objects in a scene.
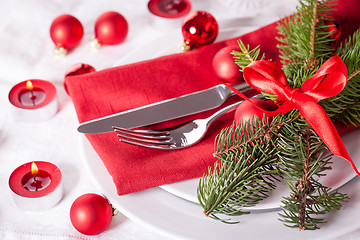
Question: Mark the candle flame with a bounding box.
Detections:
[26,80,34,91]
[31,162,38,176]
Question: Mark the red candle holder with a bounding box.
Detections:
[148,0,191,30]
[9,161,63,212]
[8,79,58,122]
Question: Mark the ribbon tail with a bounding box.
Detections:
[224,82,253,102]
[297,99,360,177]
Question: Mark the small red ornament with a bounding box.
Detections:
[50,14,84,55]
[180,11,218,51]
[92,11,128,48]
[64,63,96,94]
[234,99,276,124]
[325,20,341,48]
[65,63,96,77]
[212,46,243,83]
[70,193,114,235]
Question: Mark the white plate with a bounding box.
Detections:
[113,23,360,209]
[81,132,360,240]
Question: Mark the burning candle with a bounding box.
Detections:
[9,161,63,212]
[8,79,58,121]
[148,0,191,30]
[19,81,46,106]
[22,162,51,192]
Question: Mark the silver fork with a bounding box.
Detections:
[113,94,262,150]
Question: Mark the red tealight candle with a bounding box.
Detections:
[8,79,58,121]
[9,161,63,212]
[148,0,191,18]
[148,0,192,30]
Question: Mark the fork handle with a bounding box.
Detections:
[205,93,264,126]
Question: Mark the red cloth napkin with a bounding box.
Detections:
[65,0,360,196]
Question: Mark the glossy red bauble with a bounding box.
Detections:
[94,11,128,46]
[181,11,218,50]
[234,99,276,124]
[64,63,96,94]
[50,15,83,53]
[65,63,96,77]
[212,46,243,82]
[70,194,113,235]
[325,20,341,48]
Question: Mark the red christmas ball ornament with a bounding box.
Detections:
[325,20,341,48]
[50,14,84,55]
[234,99,276,124]
[180,11,218,51]
[64,63,96,94]
[92,11,129,48]
[65,63,96,77]
[212,46,243,83]
[70,193,114,235]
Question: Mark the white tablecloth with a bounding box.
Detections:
[1,0,360,239]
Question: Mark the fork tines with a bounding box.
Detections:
[113,126,174,148]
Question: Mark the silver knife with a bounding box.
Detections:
[77,82,251,134]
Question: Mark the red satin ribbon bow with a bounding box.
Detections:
[227,56,360,176]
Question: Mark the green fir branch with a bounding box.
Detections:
[276,116,348,230]
[232,40,265,72]
[198,113,298,222]
[279,185,349,230]
[277,0,338,87]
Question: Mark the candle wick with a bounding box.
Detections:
[168,1,174,9]
[29,90,37,105]
[33,172,38,181]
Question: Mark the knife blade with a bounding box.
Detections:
[77,82,251,134]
